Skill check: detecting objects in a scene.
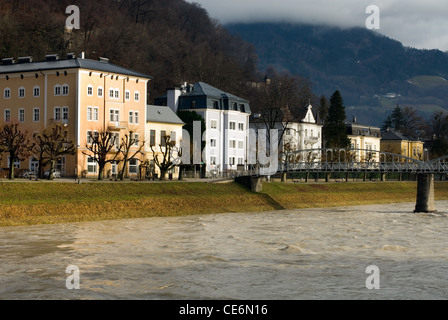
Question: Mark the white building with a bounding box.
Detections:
[155,82,251,175]
[250,103,323,162]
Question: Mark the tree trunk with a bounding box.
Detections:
[159,168,167,181]
[8,153,15,180]
[98,163,105,180]
[48,160,56,180]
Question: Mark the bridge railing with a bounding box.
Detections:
[278,148,448,174]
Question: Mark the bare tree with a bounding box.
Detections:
[151,135,182,181]
[33,125,76,180]
[0,123,33,180]
[83,131,122,180]
[119,131,145,180]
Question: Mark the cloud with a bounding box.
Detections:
[188,0,448,51]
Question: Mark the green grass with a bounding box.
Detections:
[1,181,448,227]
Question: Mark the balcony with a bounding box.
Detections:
[108,121,129,131]
[304,137,319,146]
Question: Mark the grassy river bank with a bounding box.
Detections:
[1,180,448,227]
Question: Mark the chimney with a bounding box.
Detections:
[18,56,33,64]
[67,53,76,59]
[80,52,85,59]
[167,87,182,113]
[353,116,357,123]
[99,57,109,63]
[45,54,59,61]
[2,58,15,65]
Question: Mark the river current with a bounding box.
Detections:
[1,201,448,300]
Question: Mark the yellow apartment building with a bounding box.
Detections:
[346,121,382,162]
[146,105,184,179]
[381,129,425,161]
[0,54,152,178]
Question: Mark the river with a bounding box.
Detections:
[1,201,448,300]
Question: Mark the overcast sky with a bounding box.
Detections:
[188,0,448,52]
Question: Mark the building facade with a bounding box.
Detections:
[146,105,184,179]
[346,120,382,162]
[156,82,251,175]
[250,104,323,163]
[381,130,425,161]
[0,54,152,178]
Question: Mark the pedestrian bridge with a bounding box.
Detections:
[279,148,448,174]
[246,148,446,213]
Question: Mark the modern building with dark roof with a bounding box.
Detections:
[0,53,153,179]
[155,82,251,174]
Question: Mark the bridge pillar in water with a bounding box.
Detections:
[415,173,437,213]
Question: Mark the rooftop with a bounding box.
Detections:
[0,54,153,79]
[147,105,184,125]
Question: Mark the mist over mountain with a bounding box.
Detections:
[226,22,448,126]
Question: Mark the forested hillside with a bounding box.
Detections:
[0,0,259,100]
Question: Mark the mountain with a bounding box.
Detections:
[226,22,448,126]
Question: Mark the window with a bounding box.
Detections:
[87,85,93,96]
[19,109,25,123]
[161,130,167,147]
[129,111,134,124]
[93,107,99,121]
[170,131,176,144]
[238,158,244,165]
[110,109,119,122]
[150,130,156,147]
[109,89,114,98]
[62,84,69,95]
[33,108,40,122]
[125,90,130,101]
[134,112,139,124]
[211,120,218,129]
[87,157,97,174]
[213,101,219,109]
[233,103,238,111]
[55,85,62,96]
[19,87,25,98]
[7,157,20,169]
[114,89,120,99]
[230,122,236,130]
[87,131,93,144]
[229,140,236,149]
[63,107,69,120]
[54,107,61,121]
[4,109,11,122]
[56,156,66,174]
[87,107,93,121]
[210,156,217,165]
[305,129,308,137]
[238,123,244,131]
[111,133,120,149]
[4,88,10,99]
[210,139,217,147]
[134,91,140,102]
[238,141,244,149]
[133,133,140,147]
[30,158,39,173]
[98,87,103,97]
[229,157,236,166]
[129,159,138,174]
[111,162,118,175]
[33,86,40,97]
